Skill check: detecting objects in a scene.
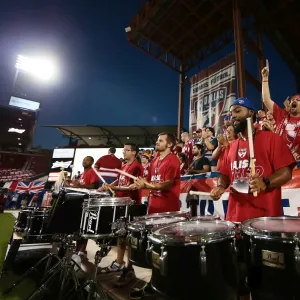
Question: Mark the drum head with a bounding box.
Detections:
[150,220,235,244]
[88,197,134,206]
[191,215,220,221]
[242,216,300,239]
[128,216,186,231]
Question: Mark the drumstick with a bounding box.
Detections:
[93,168,115,196]
[189,191,211,196]
[247,117,257,197]
[115,169,156,189]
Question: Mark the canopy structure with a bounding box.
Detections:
[126,0,300,136]
[44,125,180,147]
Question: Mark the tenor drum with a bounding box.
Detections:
[148,220,238,299]
[80,197,133,238]
[241,217,300,300]
[128,215,187,268]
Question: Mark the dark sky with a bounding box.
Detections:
[0,0,297,149]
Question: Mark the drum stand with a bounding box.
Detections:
[3,235,85,300]
[85,240,111,300]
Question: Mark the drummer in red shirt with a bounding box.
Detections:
[128,132,180,298]
[210,97,296,300]
[99,143,143,284]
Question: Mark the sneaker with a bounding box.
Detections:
[114,267,136,287]
[100,260,125,273]
[129,283,154,299]
[71,254,82,271]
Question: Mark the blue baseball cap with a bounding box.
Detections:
[224,116,230,121]
[230,97,257,112]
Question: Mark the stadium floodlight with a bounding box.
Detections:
[16,55,56,80]
[8,128,26,134]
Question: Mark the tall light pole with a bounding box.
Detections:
[14,55,57,150]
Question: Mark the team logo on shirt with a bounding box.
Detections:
[238,148,247,158]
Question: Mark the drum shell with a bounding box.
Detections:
[80,205,129,238]
[14,209,35,232]
[128,229,152,268]
[150,239,238,300]
[24,210,49,236]
[242,233,300,299]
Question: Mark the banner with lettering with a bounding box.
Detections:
[189,53,236,132]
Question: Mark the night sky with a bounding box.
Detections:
[0,0,297,149]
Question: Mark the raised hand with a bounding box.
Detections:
[261,59,269,79]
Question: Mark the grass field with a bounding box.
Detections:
[0,213,36,300]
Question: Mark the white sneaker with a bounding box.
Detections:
[100,260,125,273]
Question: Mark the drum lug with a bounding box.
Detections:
[159,246,168,276]
[231,238,237,254]
[249,237,256,264]
[199,245,207,276]
[146,240,153,252]
[294,241,300,275]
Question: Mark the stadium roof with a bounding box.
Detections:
[126,0,300,87]
[44,125,181,147]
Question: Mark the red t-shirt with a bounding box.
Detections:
[273,103,300,156]
[182,140,194,164]
[95,154,122,169]
[79,168,99,186]
[116,160,143,203]
[219,130,296,222]
[147,153,181,214]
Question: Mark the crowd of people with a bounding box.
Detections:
[58,61,300,300]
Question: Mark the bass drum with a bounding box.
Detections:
[148,220,238,300]
[128,215,187,268]
[241,216,300,300]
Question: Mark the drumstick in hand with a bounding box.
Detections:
[93,168,115,196]
[115,169,156,189]
[247,117,257,197]
[189,191,211,196]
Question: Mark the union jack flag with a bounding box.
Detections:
[15,181,45,194]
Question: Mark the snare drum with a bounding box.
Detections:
[241,217,300,300]
[14,207,36,232]
[128,215,187,268]
[148,220,238,299]
[80,197,133,238]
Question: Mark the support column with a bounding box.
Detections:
[232,0,246,97]
[257,31,266,110]
[177,64,185,139]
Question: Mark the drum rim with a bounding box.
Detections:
[149,220,236,244]
[241,216,300,240]
[190,215,219,221]
[128,217,187,232]
[86,197,134,206]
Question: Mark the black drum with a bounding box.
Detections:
[24,208,49,236]
[241,217,300,300]
[128,215,187,268]
[148,220,238,300]
[14,207,36,232]
[80,197,134,239]
[46,188,109,235]
[191,215,220,221]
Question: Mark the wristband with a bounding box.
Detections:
[263,80,268,82]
